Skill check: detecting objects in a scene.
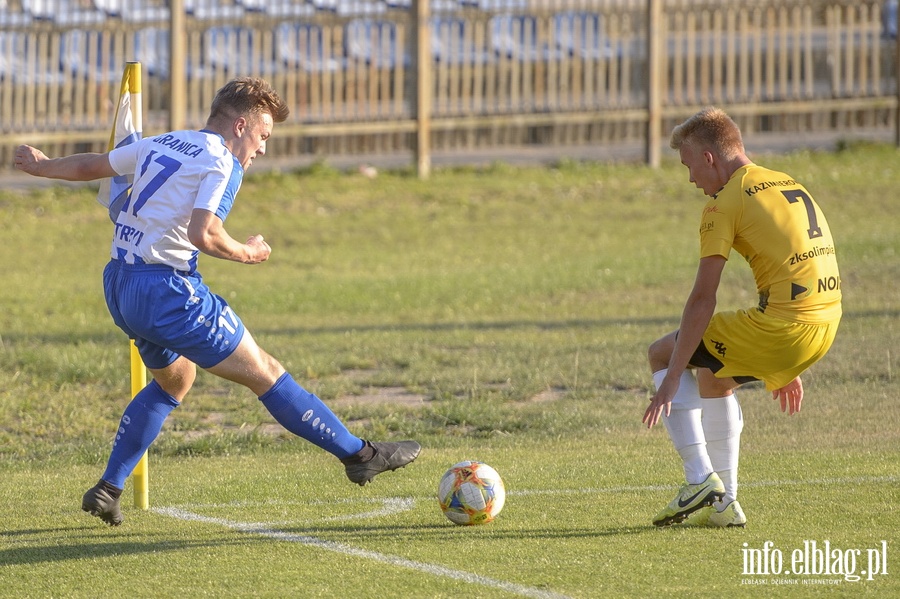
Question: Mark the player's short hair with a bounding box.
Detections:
[207,77,289,126]
[670,107,744,160]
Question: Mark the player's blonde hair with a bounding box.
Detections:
[207,77,289,127]
[670,107,744,160]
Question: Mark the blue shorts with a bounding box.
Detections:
[103,260,245,369]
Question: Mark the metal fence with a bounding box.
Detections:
[0,0,896,174]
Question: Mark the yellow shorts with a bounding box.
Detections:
[690,308,840,390]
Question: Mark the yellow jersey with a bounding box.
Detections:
[699,164,842,324]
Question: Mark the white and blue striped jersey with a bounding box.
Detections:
[107,129,243,272]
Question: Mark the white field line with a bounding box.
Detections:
[319,496,415,521]
[151,474,895,597]
[153,505,572,599]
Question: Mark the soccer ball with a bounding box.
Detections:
[437,461,506,525]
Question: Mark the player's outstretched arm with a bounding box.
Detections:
[14,145,116,181]
[643,256,725,429]
[188,208,271,264]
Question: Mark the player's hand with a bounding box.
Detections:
[772,376,803,415]
[642,376,677,429]
[244,234,271,264]
[13,145,48,175]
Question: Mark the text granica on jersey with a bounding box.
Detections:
[152,133,204,158]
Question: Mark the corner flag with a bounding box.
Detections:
[98,61,143,222]
[101,62,150,510]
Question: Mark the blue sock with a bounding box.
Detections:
[259,373,364,459]
[101,380,180,489]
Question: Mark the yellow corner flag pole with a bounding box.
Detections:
[130,340,149,510]
[101,62,149,510]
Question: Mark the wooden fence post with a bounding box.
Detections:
[169,0,187,133]
[895,27,900,147]
[415,0,432,179]
[646,0,663,167]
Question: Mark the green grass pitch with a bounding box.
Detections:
[0,145,897,597]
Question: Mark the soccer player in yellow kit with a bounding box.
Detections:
[643,107,842,527]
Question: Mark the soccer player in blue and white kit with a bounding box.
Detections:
[14,77,420,526]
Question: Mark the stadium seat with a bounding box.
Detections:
[91,0,123,15]
[22,0,106,25]
[459,0,527,11]
[191,2,245,19]
[490,14,564,61]
[342,1,388,17]
[308,0,338,11]
[0,29,65,84]
[133,27,170,77]
[0,31,19,82]
[345,18,408,68]
[884,0,898,39]
[383,0,461,8]
[309,0,388,16]
[0,6,33,26]
[553,11,616,60]
[276,22,345,72]
[430,0,459,10]
[138,27,208,80]
[92,0,169,22]
[60,28,122,82]
[236,0,267,11]
[431,16,492,64]
[59,26,173,81]
[204,25,277,75]
[261,0,317,17]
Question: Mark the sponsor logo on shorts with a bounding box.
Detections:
[711,339,727,357]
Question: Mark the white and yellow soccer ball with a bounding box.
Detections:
[437,461,506,525]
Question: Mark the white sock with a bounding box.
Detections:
[701,394,743,509]
[654,369,713,485]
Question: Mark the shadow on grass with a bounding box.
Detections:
[259,308,898,337]
[0,525,266,567]
[263,316,680,337]
[1,316,675,347]
[0,517,665,568]
[276,522,657,542]
[3,309,894,348]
